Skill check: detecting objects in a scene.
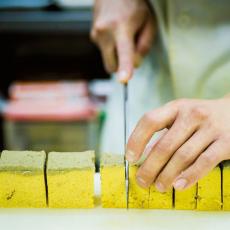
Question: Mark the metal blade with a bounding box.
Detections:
[124,83,129,209]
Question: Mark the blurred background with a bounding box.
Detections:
[0,0,111,166]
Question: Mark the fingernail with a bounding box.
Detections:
[118,70,128,83]
[155,181,165,193]
[136,176,148,188]
[173,178,187,190]
[126,150,136,163]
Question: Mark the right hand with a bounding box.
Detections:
[91,0,156,83]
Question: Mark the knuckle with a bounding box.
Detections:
[122,9,140,21]
[174,98,189,107]
[155,139,173,154]
[143,112,159,125]
[174,120,190,134]
[191,106,209,120]
[200,153,217,166]
[205,120,217,133]
[176,148,192,165]
[94,21,110,33]
[137,166,153,180]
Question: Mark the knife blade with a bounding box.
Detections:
[124,83,129,209]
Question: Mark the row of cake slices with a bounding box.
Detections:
[0,151,230,210]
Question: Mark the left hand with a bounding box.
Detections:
[126,97,230,192]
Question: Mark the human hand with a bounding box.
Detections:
[91,0,155,83]
[126,97,230,192]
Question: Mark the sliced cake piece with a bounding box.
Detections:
[223,161,230,211]
[100,154,126,208]
[149,184,172,209]
[174,185,197,210]
[0,150,46,208]
[197,167,222,211]
[47,151,95,208]
[129,165,149,209]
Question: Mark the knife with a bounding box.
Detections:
[124,83,129,209]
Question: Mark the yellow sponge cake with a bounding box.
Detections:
[149,184,172,209]
[223,161,230,211]
[129,165,149,208]
[197,167,222,211]
[174,185,197,210]
[0,150,46,208]
[100,154,126,208]
[47,151,95,208]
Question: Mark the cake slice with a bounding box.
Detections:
[129,165,149,208]
[222,161,230,211]
[100,154,126,208]
[149,184,172,209]
[0,150,46,208]
[47,151,95,208]
[174,185,197,210]
[197,167,222,211]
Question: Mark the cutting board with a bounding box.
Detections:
[0,173,230,230]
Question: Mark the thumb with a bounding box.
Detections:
[115,28,135,83]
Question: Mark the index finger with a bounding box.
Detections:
[115,28,135,83]
[126,103,178,163]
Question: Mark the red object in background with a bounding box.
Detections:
[9,81,89,100]
[3,99,98,122]
[3,80,98,122]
